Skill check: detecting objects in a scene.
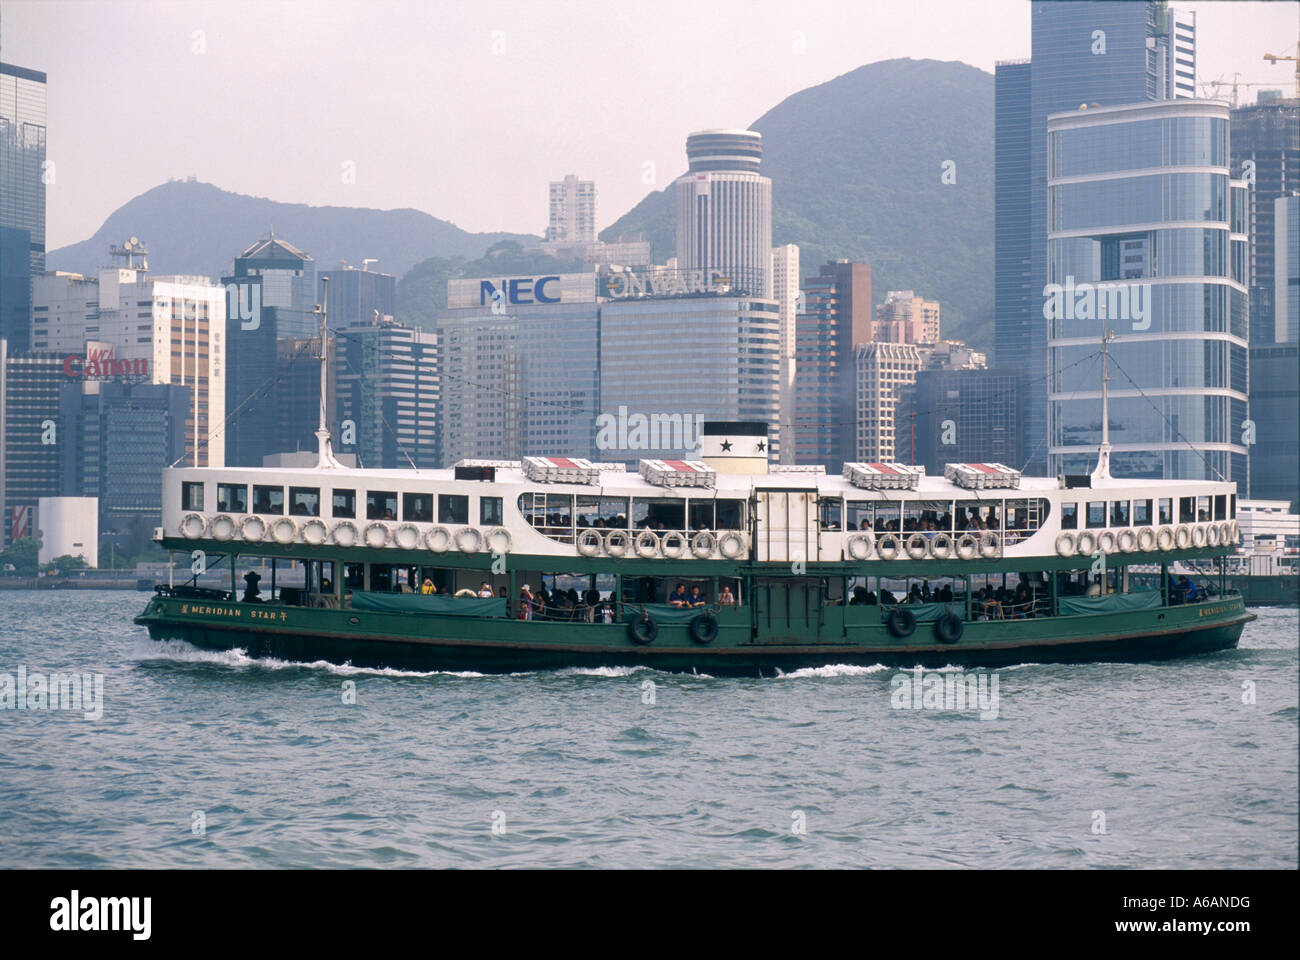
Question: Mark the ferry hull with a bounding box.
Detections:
[136,597,1252,676]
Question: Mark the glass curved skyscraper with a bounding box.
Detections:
[674,129,772,298]
[1046,99,1249,484]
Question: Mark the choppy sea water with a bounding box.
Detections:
[0,589,1294,869]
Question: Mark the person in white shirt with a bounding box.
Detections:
[478,582,494,598]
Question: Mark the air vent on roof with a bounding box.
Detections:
[522,456,601,484]
[842,462,925,490]
[770,464,826,475]
[945,463,1022,490]
[638,459,717,488]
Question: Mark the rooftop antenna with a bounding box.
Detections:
[311,277,344,469]
[362,258,378,272]
[1092,325,1116,483]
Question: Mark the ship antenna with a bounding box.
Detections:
[312,278,343,469]
[1092,324,1115,482]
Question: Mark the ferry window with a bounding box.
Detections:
[480,496,503,526]
[332,489,356,519]
[1179,497,1195,522]
[716,499,745,530]
[1196,496,1211,521]
[906,500,952,532]
[1086,502,1106,528]
[1158,498,1172,524]
[577,495,628,529]
[289,487,320,517]
[956,500,994,532]
[438,494,469,525]
[403,493,433,523]
[631,498,685,531]
[1213,495,1226,521]
[819,498,842,531]
[847,501,872,531]
[1110,501,1129,526]
[181,482,204,511]
[367,491,398,520]
[1230,494,1236,519]
[518,493,572,540]
[1060,503,1078,530]
[253,485,284,515]
[217,483,247,513]
[1133,499,1152,525]
[1005,499,1047,537]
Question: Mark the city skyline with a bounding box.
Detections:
[2,0,1295,251]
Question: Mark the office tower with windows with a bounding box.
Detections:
[0,61,47,280]
[771,244,800,462]
[546,174,597,244]
[875,290,941,344]
[896,367,1024,474]
[0,339,62,547]
[1046,98,1248,484]
[319,264,395,328]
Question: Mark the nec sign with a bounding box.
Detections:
[479,276,562,306]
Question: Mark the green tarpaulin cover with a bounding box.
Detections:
[351,592,506,618]
[878,602,960,623]
[1059,591,1162,616]
[622,602,711,624]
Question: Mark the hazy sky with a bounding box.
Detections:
[4,0,1297,250]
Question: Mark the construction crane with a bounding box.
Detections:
[1262,41,1299,100]
[1198,74,1274,107]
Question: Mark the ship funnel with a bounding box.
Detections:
[700,421,770,475]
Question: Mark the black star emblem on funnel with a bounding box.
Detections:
[756,440,766,452]
[719,440,732,452]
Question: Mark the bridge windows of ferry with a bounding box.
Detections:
[1178,496,1197,524]
[1060,502,1079,530]
[1159,498,1173,525]
[438,494,469,526]
[289,487,320,517]
[403,493,433,524]
[332,489,356,519]
[479,496,504,526]
[217,483,248,514]
[253,485,284,515]
[181,481,205,512]
[1110,500,1130,527]
[1085,501,1107,529]
[1131,499,1153,526]
[818,497,842,531]
[366,491,398,522]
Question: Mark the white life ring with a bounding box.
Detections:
[394,523,421,550]
[301,518,328,546]
[929,532,952,560]
[210,514,236,542]
[718,530,746,560]
[690,530,717,559]
[270,517,297,545]
[955,533,979,560]
[484,528,512,554]
[979,531,1001,559]
[876,533,900,561]
[364,521,391,549]
[1116,528,1137,553]
[1229,520,1239,543]
[845,532,874,561]
[1075,530,1097,557]
[1156,526,1175,551]
[1191,524,1207,548]
[1174,525,1192,549]
[1136,527,1156,552]
[181,513,206,540]
[332,520,358,548]
[1097,530,1117,555]
[1206,524,1220,547]
[634,530,660,559]
[425,526,451,552]
[905,533,929,560]
[659,532,688,560]
[576,529,603,557]
[604,529,631,558]
[240,515,267,543]
[1055,531,1077,557]
[455,527,483,554]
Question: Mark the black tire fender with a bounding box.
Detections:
[689,612,719,645]
[887,608,917,639]
[628,613,658,646]
[934,611,964,644]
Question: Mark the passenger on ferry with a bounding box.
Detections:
[669,584,690,608]
[907,584,923,604]
[242,570,261,603]
[688,586,707,608]
[383,508,395,520]
[719,585,736,606]
[519,584,535,620]
[921,581,932,602]
[938,583,953,603]
[478,582,494,598]
[420,578,436,595]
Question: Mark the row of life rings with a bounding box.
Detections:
[576,528,747,561]
[180,513,512,554]
[844,530,1001,562]
[1055,521,1237,558]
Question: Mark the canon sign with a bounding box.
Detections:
[63,347,150,379]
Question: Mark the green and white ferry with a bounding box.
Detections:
[136,420,1253,675]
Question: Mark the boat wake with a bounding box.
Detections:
[131,637,486,679]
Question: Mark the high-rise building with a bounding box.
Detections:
[0,226,31,351]
[1230,97,1299,343]
[1276,194,1299,343]
[335,315,438,469]
[1046,99,1248,484]
[0,62,47,280]
[674,130,773,299]
[319,264,395,328]
[771,244,800,462]
[0,340,62,547]
[896,367,1025,474]
[58,379,190,534]
[1248,342,1300,509]
[546,174,597,244]
[995,1,1195,474]
[223,235,318,466]
[854,342,924,464]
[875,290,941,344]
[792,261,871,470]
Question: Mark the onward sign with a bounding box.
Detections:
[63,346,150,379]
[600,268,757,299]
